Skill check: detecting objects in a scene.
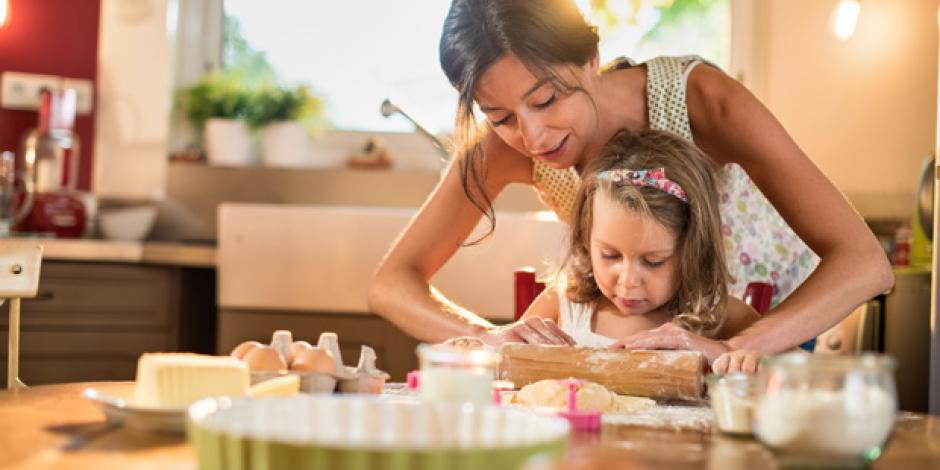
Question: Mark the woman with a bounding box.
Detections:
[367,0,892,372]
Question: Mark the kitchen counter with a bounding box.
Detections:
[1,238,216,268]
[1,381,938,469]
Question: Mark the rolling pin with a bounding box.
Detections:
[497,344,706,400]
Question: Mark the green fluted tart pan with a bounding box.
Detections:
[187,394,569,470]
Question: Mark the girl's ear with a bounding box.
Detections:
[588,52,600,74]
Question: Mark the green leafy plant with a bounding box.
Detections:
[246,84,327,131]
[179,72,252,131]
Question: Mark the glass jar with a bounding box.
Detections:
[416,344,499,405]
[707,372,764,436]
[753,353,897,468]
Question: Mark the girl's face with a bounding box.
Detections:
[590,192,680,317]
[474,54,599,170]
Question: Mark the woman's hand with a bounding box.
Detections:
[441,336,487,349]
[609,322,730,364]
[479,317,576,347]
[712,349,763,374]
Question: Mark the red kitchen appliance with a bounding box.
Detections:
[16,87,87,238]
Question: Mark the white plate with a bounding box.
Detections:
[82,384,186,434]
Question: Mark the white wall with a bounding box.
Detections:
[739,0,939,220]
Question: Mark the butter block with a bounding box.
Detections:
[135,353,250,408]
[248,374,301,398]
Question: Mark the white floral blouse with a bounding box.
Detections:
[531,55,819,305]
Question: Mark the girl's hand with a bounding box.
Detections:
[609,322,730,364]
[480,317,576,346]
[712,349,763,374]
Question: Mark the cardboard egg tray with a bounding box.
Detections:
[247,331,390,394]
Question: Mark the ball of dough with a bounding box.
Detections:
[514,379,617,412]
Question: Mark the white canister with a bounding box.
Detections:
[262,121,308,168]
[205,118,253,166]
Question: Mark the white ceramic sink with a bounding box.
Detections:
[217,203,566,320]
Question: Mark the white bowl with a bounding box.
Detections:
[99,205,157,241]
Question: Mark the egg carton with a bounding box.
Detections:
[248,331,390,394]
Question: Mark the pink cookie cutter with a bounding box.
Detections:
[557,379,602,432]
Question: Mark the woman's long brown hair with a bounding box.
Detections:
[439,0,600,242]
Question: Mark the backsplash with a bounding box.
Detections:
[151,162,545,242]
[0,0,100,190]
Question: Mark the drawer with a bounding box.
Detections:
[0,331,171,356]
[8,262,178,328]
[1,331,168,385]
[1,358,138,385]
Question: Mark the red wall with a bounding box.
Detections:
[0,0,100,190]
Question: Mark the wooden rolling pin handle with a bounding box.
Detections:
[497,344,705,400]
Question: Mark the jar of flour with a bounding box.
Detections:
[754,353,897,468]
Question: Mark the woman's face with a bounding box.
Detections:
[589,192,680,317]
[474,54,599,169]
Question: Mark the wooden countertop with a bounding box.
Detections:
[2,238,216,268]
[1,382,938,469]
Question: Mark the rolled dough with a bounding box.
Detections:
[513,379,656,413]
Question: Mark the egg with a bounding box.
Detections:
[290,340,314,362]
[243,345,287,371]
[290,347,336,373]
[231,340,263,360]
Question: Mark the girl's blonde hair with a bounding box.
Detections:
[565,129,731,337]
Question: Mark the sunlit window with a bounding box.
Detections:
[222,0,729,134]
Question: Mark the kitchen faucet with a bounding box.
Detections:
[380,99,450,163]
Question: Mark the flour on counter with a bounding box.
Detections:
[601,404,714,432]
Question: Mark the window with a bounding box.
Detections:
[582,0,729,67]
[221,0,730,134]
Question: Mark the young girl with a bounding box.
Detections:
[522,129,761,359]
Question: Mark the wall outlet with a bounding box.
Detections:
[1,71,94,115]
[1,71,59,111]
[62,78,94,115]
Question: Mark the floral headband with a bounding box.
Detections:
[597,168,688,203]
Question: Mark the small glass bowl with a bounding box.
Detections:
[416,344,500,405]
[706,372,764,436]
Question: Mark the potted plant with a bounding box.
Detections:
[180,73,254,166]
[247,84,325,168]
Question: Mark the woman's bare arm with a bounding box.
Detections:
[715,296,761,340]
[368,134,574,345]
[521,287,560,322]
[686,65,893,353]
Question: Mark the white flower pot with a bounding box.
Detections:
[205,118,253,166]
[262,121,309,168]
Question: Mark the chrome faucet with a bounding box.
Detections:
[380,99,450,163]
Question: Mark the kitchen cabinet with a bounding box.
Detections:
[1,261,215,385]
